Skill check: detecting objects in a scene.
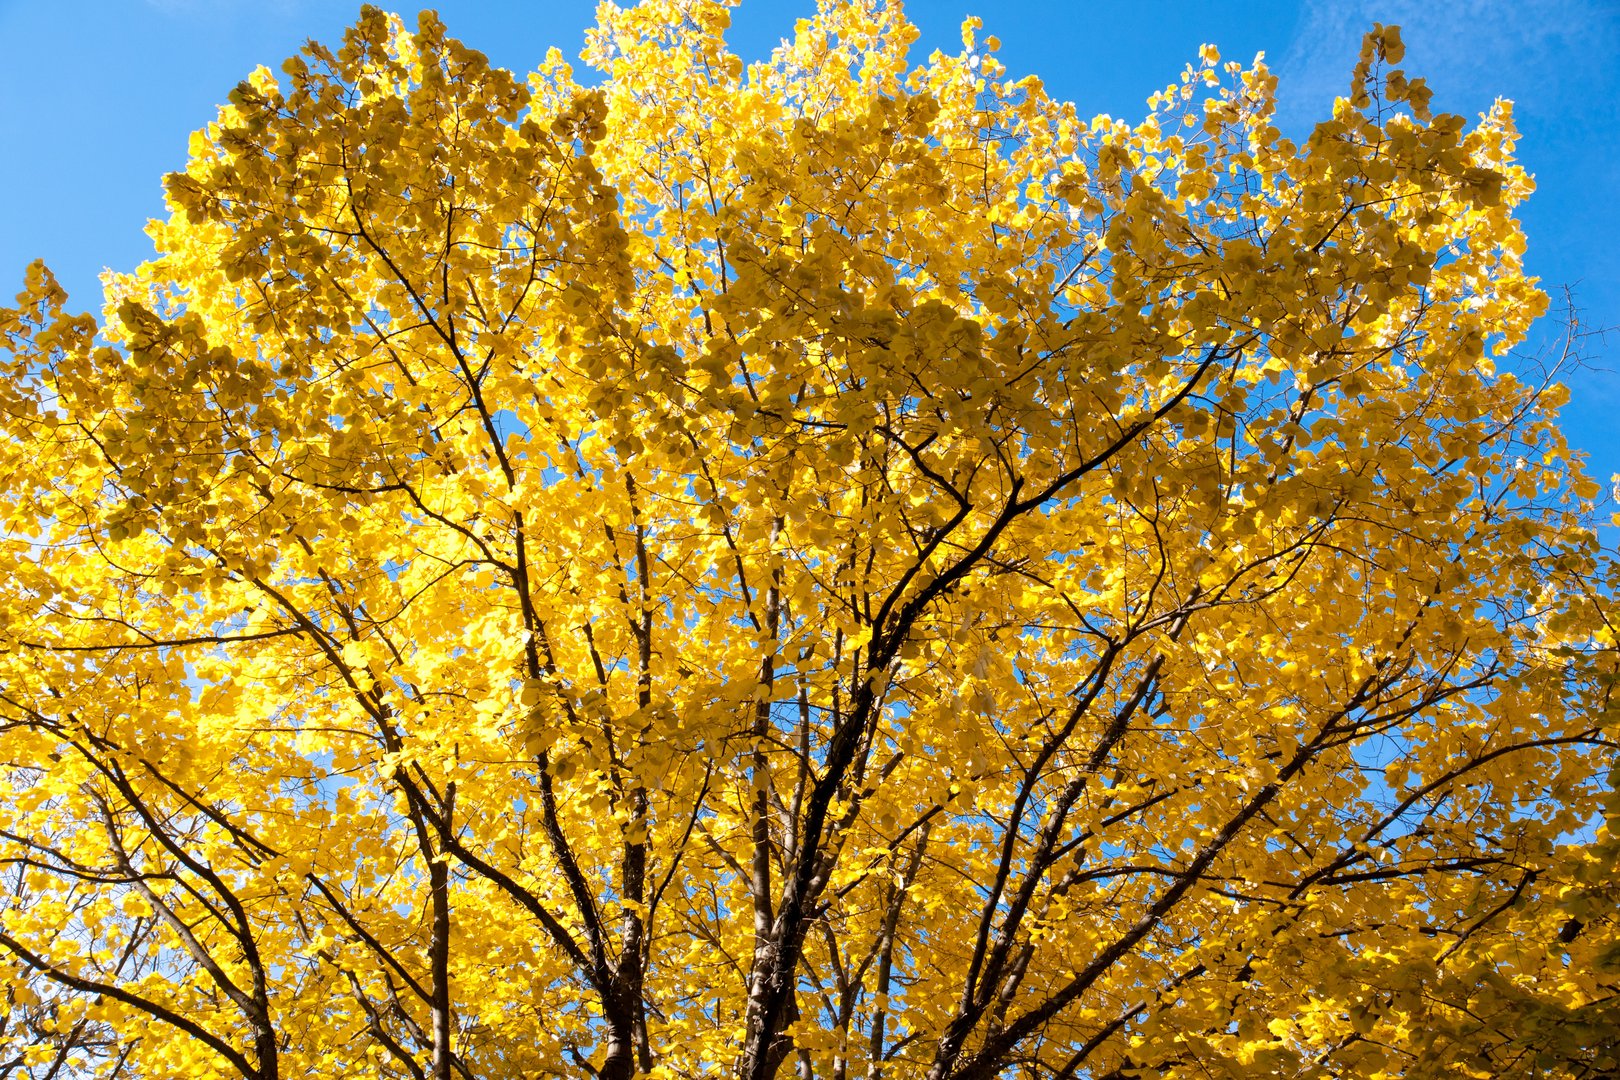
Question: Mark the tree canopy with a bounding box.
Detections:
[1,3,1616,1079]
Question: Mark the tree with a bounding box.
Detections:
[0,3,1615,1078]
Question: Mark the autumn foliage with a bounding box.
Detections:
[1,3,1616,1078]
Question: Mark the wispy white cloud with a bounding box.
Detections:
[1274,0,1620,128]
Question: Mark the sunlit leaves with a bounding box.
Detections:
[0,6,1613,1080]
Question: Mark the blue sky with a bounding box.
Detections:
[3,0,1617,479]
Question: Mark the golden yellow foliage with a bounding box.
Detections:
[0,5,1615,1079]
